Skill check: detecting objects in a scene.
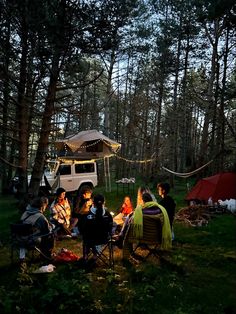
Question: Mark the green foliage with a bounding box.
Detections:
[0,197,20,244]
[0,268,94,313]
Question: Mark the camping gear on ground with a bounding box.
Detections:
[53,248,80,262]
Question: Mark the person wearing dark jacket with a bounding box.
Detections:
[80,194,113,261]
[157,182,176,240]
[21,196,54,259]
[157,183,176,228]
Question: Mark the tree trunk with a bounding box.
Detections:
[28,54,60,196]
[179,32,190,172]
[104,49,116,137]
[1,20,11,193]
[198,20,219,172]
[16,17,30,197]
[217,24,229,171]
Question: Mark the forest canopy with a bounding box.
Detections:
[0,0,236,196]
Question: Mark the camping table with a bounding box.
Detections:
[116,180,135,195]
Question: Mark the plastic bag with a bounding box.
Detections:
[33,264,56,273]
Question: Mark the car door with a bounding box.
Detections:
[57,164,74,192]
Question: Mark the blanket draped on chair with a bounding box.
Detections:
[132,201,172,250]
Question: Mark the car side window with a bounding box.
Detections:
[75,163,94,173]
[58,165,71,175]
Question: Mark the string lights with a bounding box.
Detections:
[64,139,101,150]
[115,154,156,164]
[57,138,214,176]
[57,157,96,164]
[61,140,153,164]
[64,139,120,151]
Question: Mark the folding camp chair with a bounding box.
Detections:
[82,235,114,268]
[10,222,54,262]
[123,214,163,261]
[81,214,114,268]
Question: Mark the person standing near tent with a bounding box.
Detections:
[157,182,176,239]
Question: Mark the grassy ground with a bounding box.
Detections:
[0,183,236,314]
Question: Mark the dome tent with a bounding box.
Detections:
[185,172,236,203]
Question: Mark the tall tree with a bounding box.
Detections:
[28,0,141,196]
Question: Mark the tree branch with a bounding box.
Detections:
[0,156,22,168]
[55,69,104,91]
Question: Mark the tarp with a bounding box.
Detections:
[185,172,236,202]
[55,129,121,158]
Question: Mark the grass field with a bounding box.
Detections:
[0,182,235,314]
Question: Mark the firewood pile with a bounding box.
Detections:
[175,205,215,227]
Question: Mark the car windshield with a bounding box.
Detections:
[44,161,58,174]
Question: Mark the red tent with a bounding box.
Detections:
[185,172,236,202]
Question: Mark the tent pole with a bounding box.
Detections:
[107,156,111,192]
[104,157,108,192]
[104,156,111,192]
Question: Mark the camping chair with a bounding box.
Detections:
[81,215,114,268]
[123,214,163,261]
[10,222,54,262]
[82,235,114,268]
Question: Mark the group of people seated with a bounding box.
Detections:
[113,184,175,251]
[19,182,176,262]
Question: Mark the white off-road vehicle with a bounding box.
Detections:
[39,158,98,194]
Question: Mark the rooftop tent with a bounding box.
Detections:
[185,172,236,203]
[54,130,121,192]
[55,129,121,158]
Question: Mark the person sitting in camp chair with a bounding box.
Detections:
[72,186,93,235]
[50,187,78,237]
[113,195,133,230]
[79,194,113,265]
[114,193,161,248]
[20,196,55,260]
[117,193,172,263]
